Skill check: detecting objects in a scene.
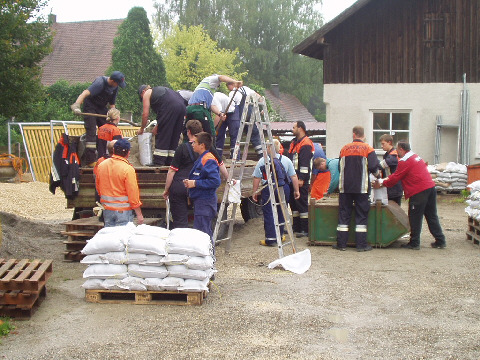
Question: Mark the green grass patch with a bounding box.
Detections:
[0,317,15,337]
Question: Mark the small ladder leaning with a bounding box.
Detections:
[212,95,296,258]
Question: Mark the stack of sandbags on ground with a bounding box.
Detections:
[465,181,480,220]
[157,228,215,293]
[429,162,468,191]
[81,223,140,290]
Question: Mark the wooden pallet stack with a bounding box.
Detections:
[0,259,53,318]
[62,217,161,262]
[466,217,480,246]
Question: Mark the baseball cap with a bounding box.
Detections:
[138,85,148,101]
[110,71,126,88]
[114,138,131,152]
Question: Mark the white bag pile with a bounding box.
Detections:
[81,224,214,292]
[465,180,480,220]
[429,162,468,191]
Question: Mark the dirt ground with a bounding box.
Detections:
[0,182,479,359]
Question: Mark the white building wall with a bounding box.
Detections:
[324,83,480,165]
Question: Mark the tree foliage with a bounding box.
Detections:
[153,0,325,120]
[158,25,246,91]
[108,7,167,119]
[0,0,52,118]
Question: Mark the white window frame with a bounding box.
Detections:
[371,110,411,152]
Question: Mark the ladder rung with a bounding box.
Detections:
[215,237,231,243]
[219,218,234,224]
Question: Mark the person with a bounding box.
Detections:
[309,143,327,199]
[334,126,380,252]
[184,132,221,243]
[375,140,446,250]
[94,139,117,204]
[252,140,300,246]
[311,157,340,199]
[226,82,264,159]
[97,108,123,159]
[212,92,237,157]
[186,74,242,136]
[70,71,126,166]
[378,134,403,205]
[163,120,227,229]
[95,138,144,227]
[286,121,314,237]
[137,85,187,166]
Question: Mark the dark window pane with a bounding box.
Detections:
[392,113,409,130]
[392,132,409,144]
[372,132,384,149]
[373,113,389,130]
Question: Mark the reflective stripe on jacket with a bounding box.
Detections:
[287,136,314,182]
[96,154,142,211]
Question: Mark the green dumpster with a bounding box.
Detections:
[308,198,410,247]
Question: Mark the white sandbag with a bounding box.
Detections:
[180,278,210,292]
[99,252,147,265]
[166,264,212,280]
[81,278,105,289]
[162,253,190,265]
[138,133,153,166]
[134,224,170,238]
[81,254,108,264]
[140,254,165,265]
[445,162,467,174]
[372,186,388,205]
[142,278,165,291]
[128,234,167,255]
[268,249,311,274]
[228,180,241,204]
[468,181,480,192]
[161,277,185,290]
[167,228,212,256]
[96,222,135,236]
[128,264,168,279]
[186,256,214,270]
[83,264,128,279]
[119,276,147,291]
[102,279,124,290]
[82,233,126,255]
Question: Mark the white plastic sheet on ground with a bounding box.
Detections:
[267,249,311,274]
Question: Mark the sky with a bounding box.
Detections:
[40,0,357,23]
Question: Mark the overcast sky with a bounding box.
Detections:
[40,0,357,23]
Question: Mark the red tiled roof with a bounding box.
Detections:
[265,89,317,123]
[40,19,124,86]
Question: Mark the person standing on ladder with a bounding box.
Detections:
[252,140,300,246]
[137,85,187,166]
[225,82,264,159]
[70,71,126,167]
[286,121,314,237]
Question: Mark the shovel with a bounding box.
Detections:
[165,197,171,230]
[74,112,140,127]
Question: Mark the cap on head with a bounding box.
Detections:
[114,138,131,152]
[110,71,126,88]
[138,85,148,101]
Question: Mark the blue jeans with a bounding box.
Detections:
[103,209,134,227]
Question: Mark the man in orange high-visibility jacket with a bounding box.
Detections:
[96,138,144,227]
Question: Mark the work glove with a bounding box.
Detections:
[70,103,81,114]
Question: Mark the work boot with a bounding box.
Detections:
[295,231,308,238]
[431,241,446,249]
[332,244,346,251]
[259,239,275,247]
[400,242,420,250]
[357,245,373,252]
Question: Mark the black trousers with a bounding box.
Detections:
[83,102,107,165]
[169,179,190,229]
[336,192,370,248]
[408,187,445,246]
[289,183,309,233]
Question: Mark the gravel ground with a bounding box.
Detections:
[0,182,479,359]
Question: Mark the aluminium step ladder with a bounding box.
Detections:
[212,94,296,258]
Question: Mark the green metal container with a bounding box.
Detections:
[308,198,410,247]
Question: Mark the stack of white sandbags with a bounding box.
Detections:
[465,181,480,220]
[429,162,468,192]
[81,224,214,292]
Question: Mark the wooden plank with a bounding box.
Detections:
[85,289,206,306]
[1,259,29,282]
[13,259,41,283]
[0,286,46,319]
[0,259,16,278]
[0,259,53,292]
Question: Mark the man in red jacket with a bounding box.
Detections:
[375,140,446,250]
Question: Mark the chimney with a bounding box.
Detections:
[48,14,57,24]
[271,84,280,98]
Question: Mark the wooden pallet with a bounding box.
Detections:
[0,259,52,318]
[466,217,480,246]
[61,217,161,262]
[85,289,207,306]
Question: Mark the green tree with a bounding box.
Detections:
[153,0,324,119]
[159,25,246,91]
[0,0,52,118]
[108,7,167,120]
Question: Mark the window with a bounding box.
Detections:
[372,111,410,150]
[424,13,445,48]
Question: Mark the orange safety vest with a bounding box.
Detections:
[96,155,142,211]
